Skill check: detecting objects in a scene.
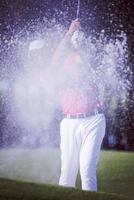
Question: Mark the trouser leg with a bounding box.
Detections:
[80,114,106,191]
[59,119,80,187]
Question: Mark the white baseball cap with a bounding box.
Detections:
[29,39,45,52]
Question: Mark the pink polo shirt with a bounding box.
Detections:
[59,51,99,115]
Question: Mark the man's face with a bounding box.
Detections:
[28,49,45,69]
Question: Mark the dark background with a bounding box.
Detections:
[0,0,134,150]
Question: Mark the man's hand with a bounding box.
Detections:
[51,19,80,68]
[68,19,80,35]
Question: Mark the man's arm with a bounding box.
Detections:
[51,19,80,67]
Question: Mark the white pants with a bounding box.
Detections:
[59,113,106,191]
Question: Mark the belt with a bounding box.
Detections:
[63,111,98,119]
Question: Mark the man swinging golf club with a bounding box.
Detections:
[51,18,106,191]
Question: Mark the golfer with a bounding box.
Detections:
[51,19,106,191]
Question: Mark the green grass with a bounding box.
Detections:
[0,149,134,200]
[98,151,134,199]
[0,178,130,200]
